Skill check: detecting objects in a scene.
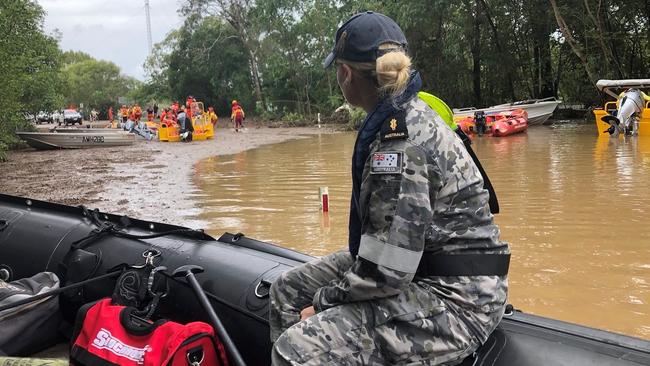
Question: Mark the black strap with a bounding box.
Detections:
[416,253,510,277]
[0,269,122,313]
[455,128,500,214]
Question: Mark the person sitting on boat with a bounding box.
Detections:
[208,106,218,126]
[178,106,193,142]
[269,11,510,366]
[160,108,168,123]
[123,117,136,132]
[161,108,176,127]
[231,100,245,132]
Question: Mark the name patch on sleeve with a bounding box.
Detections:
[371,152,402,174]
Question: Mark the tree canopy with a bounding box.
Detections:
[1,0,648,158]
[141,0,648,118]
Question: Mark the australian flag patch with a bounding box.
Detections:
[371,152,402,174]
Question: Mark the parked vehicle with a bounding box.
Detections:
[61,109,82,126]
[36,111,53,124]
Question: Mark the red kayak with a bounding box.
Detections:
[457,109,528,137]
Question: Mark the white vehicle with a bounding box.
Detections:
[61,109,83,126]
[35,111,53,124]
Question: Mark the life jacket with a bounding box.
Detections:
[418,91,499,214]
[231,106,244,120]
[418,91,456,130]
[70,298,228,366]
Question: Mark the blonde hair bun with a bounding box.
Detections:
[376,44,412,99]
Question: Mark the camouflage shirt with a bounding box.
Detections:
[313,96,509,314]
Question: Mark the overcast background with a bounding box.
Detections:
[40,0,183,80]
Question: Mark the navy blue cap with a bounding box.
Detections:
[323,11,407,68]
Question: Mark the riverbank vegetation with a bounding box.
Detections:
[144,0,648,119]
[1,0,648,159]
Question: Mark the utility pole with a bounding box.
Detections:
[144,0,153,54]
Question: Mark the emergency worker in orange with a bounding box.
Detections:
[231,100,245,132]
[108,107,113,123]
[120,105,129,124]
[133,104,143,122]
[186,96,196,119]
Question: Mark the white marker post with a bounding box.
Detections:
[318,113,321,128]
[319,187,329,212]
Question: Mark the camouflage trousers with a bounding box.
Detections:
[269,251,503,365]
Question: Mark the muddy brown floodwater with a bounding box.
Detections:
[194,123,650,340]
[0,127,328,228]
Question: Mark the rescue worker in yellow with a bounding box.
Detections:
[207,106,218,127]
[269,11,510,365]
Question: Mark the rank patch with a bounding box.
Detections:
[371,152,402,174]
[380,111,408,141]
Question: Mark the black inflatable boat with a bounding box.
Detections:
[0,193,648,365]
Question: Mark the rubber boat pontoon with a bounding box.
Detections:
[0,193,648,365]
[16,131,135,150]
[456,109,528,137]
[454,97,560,125]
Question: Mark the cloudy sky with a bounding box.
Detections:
[40,0,184,80]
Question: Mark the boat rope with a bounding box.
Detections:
[71,206,206,251]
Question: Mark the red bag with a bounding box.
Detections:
[70,298,228,366]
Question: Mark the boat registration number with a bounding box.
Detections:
[82,136,105,143]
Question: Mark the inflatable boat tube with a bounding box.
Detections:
[0,193,648,365]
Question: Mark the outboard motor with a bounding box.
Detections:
[474,111,487,136]
[602,88,645,136]
[618,89,644,135]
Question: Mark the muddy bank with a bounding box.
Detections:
[0,127,332,228]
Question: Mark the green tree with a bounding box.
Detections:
[60,58,140,117]
[0,0,63,160]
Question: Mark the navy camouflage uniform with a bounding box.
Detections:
[270,85,509,365]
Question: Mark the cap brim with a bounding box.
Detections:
[322,52,336,69]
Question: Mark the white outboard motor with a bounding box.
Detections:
[618,88,644,135]
[603,88,645,136]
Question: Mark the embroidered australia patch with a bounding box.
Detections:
[371,152,403,174]
[380,111,408,141]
